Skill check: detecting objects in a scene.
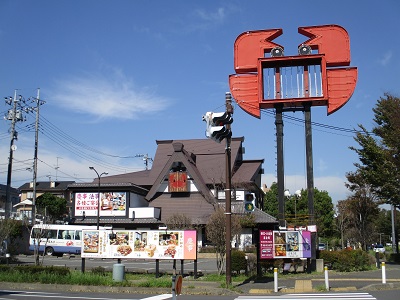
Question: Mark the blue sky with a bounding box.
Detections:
[0,0,399,205]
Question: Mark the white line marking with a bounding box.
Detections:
[140,295,172,300]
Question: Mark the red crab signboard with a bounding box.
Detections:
[229,24,358,118]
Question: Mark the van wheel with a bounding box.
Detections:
[45,247,54,256]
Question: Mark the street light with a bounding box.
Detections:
[89,167,108,229]
[284,189,302,222]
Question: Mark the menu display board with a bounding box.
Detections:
[82,230,197,260]
[75,192,127,217]
[260,230,311,259]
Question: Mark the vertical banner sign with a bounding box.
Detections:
[259,230,311,259]
[260,230,274,259]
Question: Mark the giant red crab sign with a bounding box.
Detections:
[229,24,358,118]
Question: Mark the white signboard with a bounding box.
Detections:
[81,229,197,260]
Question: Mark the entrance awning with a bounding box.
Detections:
[13,199,33,207]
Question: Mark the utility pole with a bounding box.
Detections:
[4,90,24,218]
[32,89,45,224]
[224,92,233,288]
[202,92,234,287]
[135,154,153,170]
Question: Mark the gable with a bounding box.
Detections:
[145,142,216,205]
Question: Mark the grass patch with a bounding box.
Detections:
[315,284,328,292]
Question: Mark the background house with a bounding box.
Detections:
[18,181,75,221]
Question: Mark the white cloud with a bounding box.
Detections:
[317,158,328,172]
[51,71,170,121]
[378,51,393,66]
[195,7,226,23]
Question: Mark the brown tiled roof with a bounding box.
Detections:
[68,182,148,195]
[149,192,216,224]
[150,138,243,185]
[19,181,75,191]
[100,137,258,188]
[232,160,263,184]
[73,217,162,225]
[94,170,151,186]
[221,202,277,224]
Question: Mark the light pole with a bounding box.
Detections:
[89,167,108,229]
[284,189,302,223]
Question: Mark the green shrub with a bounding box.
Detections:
[0,265,12,273]
[259,259,275,273]
[389,253,400,263]
[231,250,247,275]
[319,249,372,272]
[245,253,257,276]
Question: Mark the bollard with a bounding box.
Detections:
[382,261,386,284]
[274,267,278,293]
[324,266,329,291]
[375,250,381,269]
[112,263,125,282]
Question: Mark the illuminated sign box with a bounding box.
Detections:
[260,230,311,259]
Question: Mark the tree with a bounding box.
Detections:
[313,189,335,238]
[264,182,279,218]
[335,200,352,249]
[0,219,23,256]
[263,183,335,238]
[165,213,192,230]
[35,192,68,223]
[349,93,400,253]
[206,207,242,275]
[343,170,379,249]
[350,93,400,208]
[373,208,400,245]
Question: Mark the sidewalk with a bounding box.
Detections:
[235,262,400,294]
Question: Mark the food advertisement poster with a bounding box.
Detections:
[75,192,126,217]
[82,230,197,260]
[259,230,311,259]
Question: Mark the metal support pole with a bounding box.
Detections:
[180,260,184,276]
[194,259,198,279]
[81,257,85,273]
[304,103,316,272]
[225,92,233,288]
[156,259,160,278]
[275,104,285,227]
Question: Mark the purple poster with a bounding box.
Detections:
[301,231,311,258]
